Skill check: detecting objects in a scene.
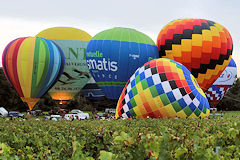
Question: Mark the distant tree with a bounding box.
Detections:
[34,93,57,111]
[0,67,26,111]
[217,78,240,111]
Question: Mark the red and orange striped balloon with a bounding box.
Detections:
[157,19,233,91]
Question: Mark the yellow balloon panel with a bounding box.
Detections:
[37,27,91,41]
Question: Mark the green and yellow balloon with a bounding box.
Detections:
[37,27,92,101]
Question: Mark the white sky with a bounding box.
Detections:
[0,0,239,75]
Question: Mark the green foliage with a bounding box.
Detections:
[99,151,116,160]
[0,113,240,159]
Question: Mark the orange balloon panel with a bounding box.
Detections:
[157,19,233,91]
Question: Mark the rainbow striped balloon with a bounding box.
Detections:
[2,37,65,110]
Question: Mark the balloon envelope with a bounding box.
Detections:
[86,27,159,99]
[157,19,233,91]
[2,37,65,110]
[205,58,237,107]
[116,58,210,119]
[37,27,92,101]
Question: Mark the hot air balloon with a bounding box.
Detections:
[157,19,233,91]
[116,58,210,119]
[2,37,65,110]
[205,58,237,108]
[86,27,159,99]
[80,77,105,100]
[36,27,92,102]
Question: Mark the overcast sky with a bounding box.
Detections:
[0,0,239,74]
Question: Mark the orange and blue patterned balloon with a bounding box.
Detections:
[157,19,233,91]
[116,58,210,119]
[2,37,65,110]
[205,58,237,107]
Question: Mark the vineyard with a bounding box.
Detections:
[0,112,240,160]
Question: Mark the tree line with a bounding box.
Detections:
[0,67,239,111]
[0,67,117,112]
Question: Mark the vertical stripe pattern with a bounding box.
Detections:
[2,37,65,100]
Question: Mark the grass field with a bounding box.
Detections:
[0,111,240,159]
[221,111,240,117]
